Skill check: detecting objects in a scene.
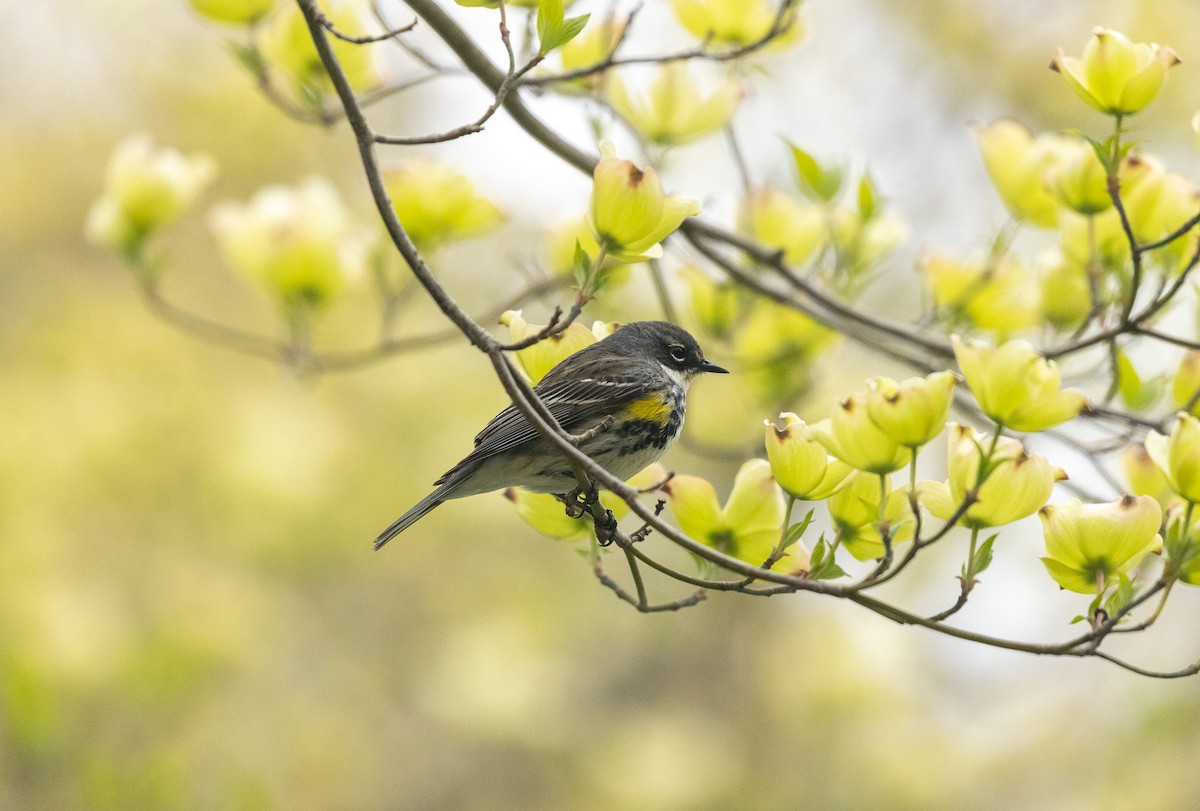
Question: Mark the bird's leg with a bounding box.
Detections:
[558,483,618,544]
[559,481,599,518]
[592,506,619,546]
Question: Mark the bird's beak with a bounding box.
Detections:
[699,360,729,374]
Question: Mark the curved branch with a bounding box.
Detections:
[138,282,284,361]
[295,0,1193,676]
[1091,651,1200,679]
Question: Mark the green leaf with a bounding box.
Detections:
[857,173,877,221]
[1165,517,1200,574]
[1104,573,1135,617]
[807,537,847,580]
[786,141,843,202]
[536,0,564,49]
[571,240,591,288]
[537,0,589,56]
[591,269,612,294]
[1085,135,1115,174]
[808,539,826,570]
[780,509,815,551]
[970,534,996,579]
[1115,349,1141,406]
[547,14,590,54]
[1115,348,1164,411]
[695,556,718,579]
[811,558,847,581]
[297,80,326,114]
[1085,134,1134,175]
[229,42,266,78]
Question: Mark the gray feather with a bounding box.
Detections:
[374,462,481,549]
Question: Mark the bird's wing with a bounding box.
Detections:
[432,354,655,485]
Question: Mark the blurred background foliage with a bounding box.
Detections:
[4,0,1200,808]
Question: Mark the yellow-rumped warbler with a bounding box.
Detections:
[375,321,727,548]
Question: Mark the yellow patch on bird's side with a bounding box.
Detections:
[625,395,672,425]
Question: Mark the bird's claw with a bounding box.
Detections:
[595,509,618,546]
[560,484,600,519]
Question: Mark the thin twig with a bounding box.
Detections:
[374,0,541,146]
[316,9,417,44]
[522,0,799,87]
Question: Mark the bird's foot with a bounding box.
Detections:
[560,483,600,519]
[594,509,619,546]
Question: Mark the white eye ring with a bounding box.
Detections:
[669,345,687,362]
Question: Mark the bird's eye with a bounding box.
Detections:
[669,345,687,363]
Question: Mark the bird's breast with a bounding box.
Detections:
[612,387,685,456]
[623,393,675,426]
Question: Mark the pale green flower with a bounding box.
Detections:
[953,336,1087,432]
[764,413,853,501]
[1040,496,1162,593]
[1051,27,1179,117]
[589,142,700,261]
[665,459,803,572]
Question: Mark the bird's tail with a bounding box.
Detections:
[374,491,444,550]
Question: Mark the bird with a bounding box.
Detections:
[374,320,728,548]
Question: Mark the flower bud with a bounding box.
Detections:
[1047,139,1111,215]
[1051,28,1180,117]
[973,119,1069,228]
[560,17,624,90]
[734,300,835,404]
[504,489,591,541]
[764,413,853,501]
[665,459,804,572]
[827,472,915,561]
[260,0,382,95]
[830,207,907,271]
[682,267,739,340]
[1059,207,1130,272]
[952,336,1087,432]
[743,186,826,267]
[866,371,956,449]
[187,0,275,25]
[919,251,1040,334]
[1145,413,1200,504]
[1038,251,1092,331]
[920,424,1065,529]
[210,178,365,310]
[1121,160,1200,251]
[809,393,909,474]
[1172,352,1200,415]
[668,0,801,49]
[505,462,666,541]
[499,310,599,384]
[607,64,740,147]
[85,135,216,254]
[1120,444,1174,510]
[383,160,503,251]
[589,142,700,261]
[1039,496,1163,594]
